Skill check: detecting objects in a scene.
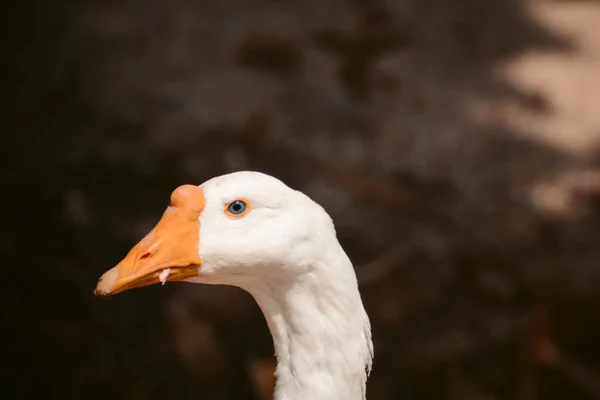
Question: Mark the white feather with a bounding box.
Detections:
[159,268,170,285]
[188,171,373,400]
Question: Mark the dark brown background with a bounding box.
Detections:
[3,0,600,399]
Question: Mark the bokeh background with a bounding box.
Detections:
[3,0,600,399]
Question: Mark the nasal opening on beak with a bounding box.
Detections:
[94,185,205,297]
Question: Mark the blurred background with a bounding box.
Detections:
[3,0,600,399]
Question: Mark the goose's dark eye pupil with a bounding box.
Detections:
[228,200,247,215]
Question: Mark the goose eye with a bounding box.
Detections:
[225,200,249,217]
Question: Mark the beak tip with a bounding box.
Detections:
[94,265,120,296]
[93,288,111,298]
[93,283,112,297]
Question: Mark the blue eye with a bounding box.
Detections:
[227,200,247,216]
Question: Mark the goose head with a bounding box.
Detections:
[95,171,373,400]
[95,171,336,294]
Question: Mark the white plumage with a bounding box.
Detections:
[95,171,373,400]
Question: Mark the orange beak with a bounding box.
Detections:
[94,185,205,297]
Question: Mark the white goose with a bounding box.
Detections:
[95,171,373,400]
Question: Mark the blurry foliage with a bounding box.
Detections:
[312,7,408,99]
[237,32,302,76]
[2,0,600,400]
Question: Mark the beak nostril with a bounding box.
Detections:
[140,252,152,260]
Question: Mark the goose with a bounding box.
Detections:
[94,171,373,400]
